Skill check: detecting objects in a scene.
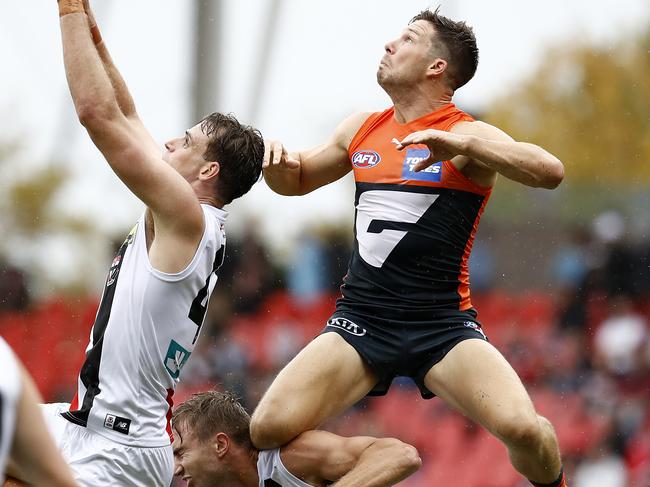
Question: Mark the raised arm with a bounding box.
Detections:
[77,0,160,158]
[57,1,203,241]
[280,431,421,487]
[263,112,370,196]
[398,120,565,189]
[81,0,135,118]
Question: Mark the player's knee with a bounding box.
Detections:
[249,409,273,449]
[536,414,560,444]
[249,405,290,450]
[495,412,545,448]
[375,438,422,474]
[536,414,554,432]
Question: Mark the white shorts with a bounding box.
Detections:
[40,403,173,487]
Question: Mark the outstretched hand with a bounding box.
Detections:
[395,129,468,171]
[263,140,300,170]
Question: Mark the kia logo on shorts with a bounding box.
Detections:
[326,317,367,336]
[352,150,381,169]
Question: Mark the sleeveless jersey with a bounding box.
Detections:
[338,104,492,317]
[257,449,313,487]
[0,337,21,482]
[62,205,227,447]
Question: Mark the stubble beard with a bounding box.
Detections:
[377,69,403,99]
[376,67,393,92]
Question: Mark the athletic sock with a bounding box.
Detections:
[530,467,566,487]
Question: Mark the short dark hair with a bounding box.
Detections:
[200,113,264,205]
[410,7,478,90]
[172,391,253,451]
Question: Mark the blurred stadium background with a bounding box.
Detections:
[1,1,649,486]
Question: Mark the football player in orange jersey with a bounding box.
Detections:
[253,7,567,487]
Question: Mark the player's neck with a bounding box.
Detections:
[198,195,223,208]
[193,180,224,208]
[389,85,453,124]
[224,449,259,487]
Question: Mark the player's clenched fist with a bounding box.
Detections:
[263,140,300,170]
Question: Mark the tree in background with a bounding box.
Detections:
[484,24,650,223]
[0,138,101,297]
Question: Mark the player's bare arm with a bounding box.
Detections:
[58,2,204,273]
[263,112,371,195]
[80,0,159,155]
[4,364,77,487]
[397,120,564,189]
[280,431,421,487]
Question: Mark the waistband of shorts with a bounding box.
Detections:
[60,414,172,449]
[335,300,480,323]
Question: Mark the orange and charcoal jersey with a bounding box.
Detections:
[336,103,492,320]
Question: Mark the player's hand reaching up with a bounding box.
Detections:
[396,129,468,171]
[263,140,301,171]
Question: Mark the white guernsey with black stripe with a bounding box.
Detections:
[0,337,22,482]
[257,449,314,487]
[62,205,227,447]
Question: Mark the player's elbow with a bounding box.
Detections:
[539,156,564,189]
[375,438,422,476]
[76,101,118,131]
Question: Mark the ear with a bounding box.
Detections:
[427,58,447,78]
[199,161,220,182]
[213,432,230,458]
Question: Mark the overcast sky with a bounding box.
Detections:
[1,0,649,275]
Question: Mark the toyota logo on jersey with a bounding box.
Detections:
[352,150,381,168]
[402,148,442,182]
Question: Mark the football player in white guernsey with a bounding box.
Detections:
[0,338,76,487]
[6,2,262,487]
[172,391,421,487]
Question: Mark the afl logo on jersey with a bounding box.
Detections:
[352,150,381,169]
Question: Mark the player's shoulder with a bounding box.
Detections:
[149,193,205,236]
[257,448,314,487]
[335,111,374,136]
[334,111,380,150]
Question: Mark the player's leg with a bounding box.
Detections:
[250,332,378,449]
[423,338,565,486]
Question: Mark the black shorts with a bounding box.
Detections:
[321,308,488,399]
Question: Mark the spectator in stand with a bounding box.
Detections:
[573,441,627,487]
[287,230,328,305]
[593,296,648,377]
[218,225,277,316]
[551,227,590,291]
[0,259,29,312]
